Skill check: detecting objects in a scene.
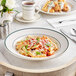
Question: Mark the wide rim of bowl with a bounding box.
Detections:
[4,28,69,61]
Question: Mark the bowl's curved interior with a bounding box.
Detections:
[5,28,69,61]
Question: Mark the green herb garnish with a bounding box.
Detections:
[58,2,61,5]
[36,40,40,44]
[32,44,38,49]
[24,47,29,53]
[36,37,40,41]
[22,46,29,53]
[36,37,40,44]
[21,45,25,48]
[34,44,36,46]
[36,51,41,55]
[46,43,51,47]
[25,45,28,49]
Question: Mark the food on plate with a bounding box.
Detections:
[16,35,58,58]
[42,0,69,13]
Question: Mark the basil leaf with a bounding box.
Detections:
[36,51,41,55]
[36,37,40,44]
[46,43,51,47]
[25,45,28,49]
[36,37,40,41]
[25,48,29,53]
[34,44,36,46]
[21,45,24,48]
[22,46,29,53]
[36,40,40,44]
[32,45,38,49]
[24,47,29,53]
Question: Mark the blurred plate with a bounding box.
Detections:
[15,12,41,23]
[36,0,76,15]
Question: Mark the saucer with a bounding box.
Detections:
[15,12,41,23]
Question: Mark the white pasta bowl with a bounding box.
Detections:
[4,28,69,61]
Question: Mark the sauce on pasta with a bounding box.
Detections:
[16,35,58,58]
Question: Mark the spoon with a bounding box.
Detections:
[73,0,76,2]
[70,28,76,36]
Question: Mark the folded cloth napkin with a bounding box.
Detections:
[47,15,76,28]
[60,29,76,42]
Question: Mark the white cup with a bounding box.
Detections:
[22,1,36,20]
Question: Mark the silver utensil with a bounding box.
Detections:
[0,20,10,39]
[60,29,76,43]
[72,28,76,34]
[58,19,76,24]
[73,0,76,2]
[70,28,76,36]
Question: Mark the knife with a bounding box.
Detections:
[72,28,76,34]
[58,19,76,24]
[60,29,76,43]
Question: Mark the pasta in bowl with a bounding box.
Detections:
[5,28,69,61]
[16,35,58,58]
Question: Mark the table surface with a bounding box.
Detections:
[0,0,76,73]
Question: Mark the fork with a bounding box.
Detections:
[72,28,76,34]
[58,19,76,23]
